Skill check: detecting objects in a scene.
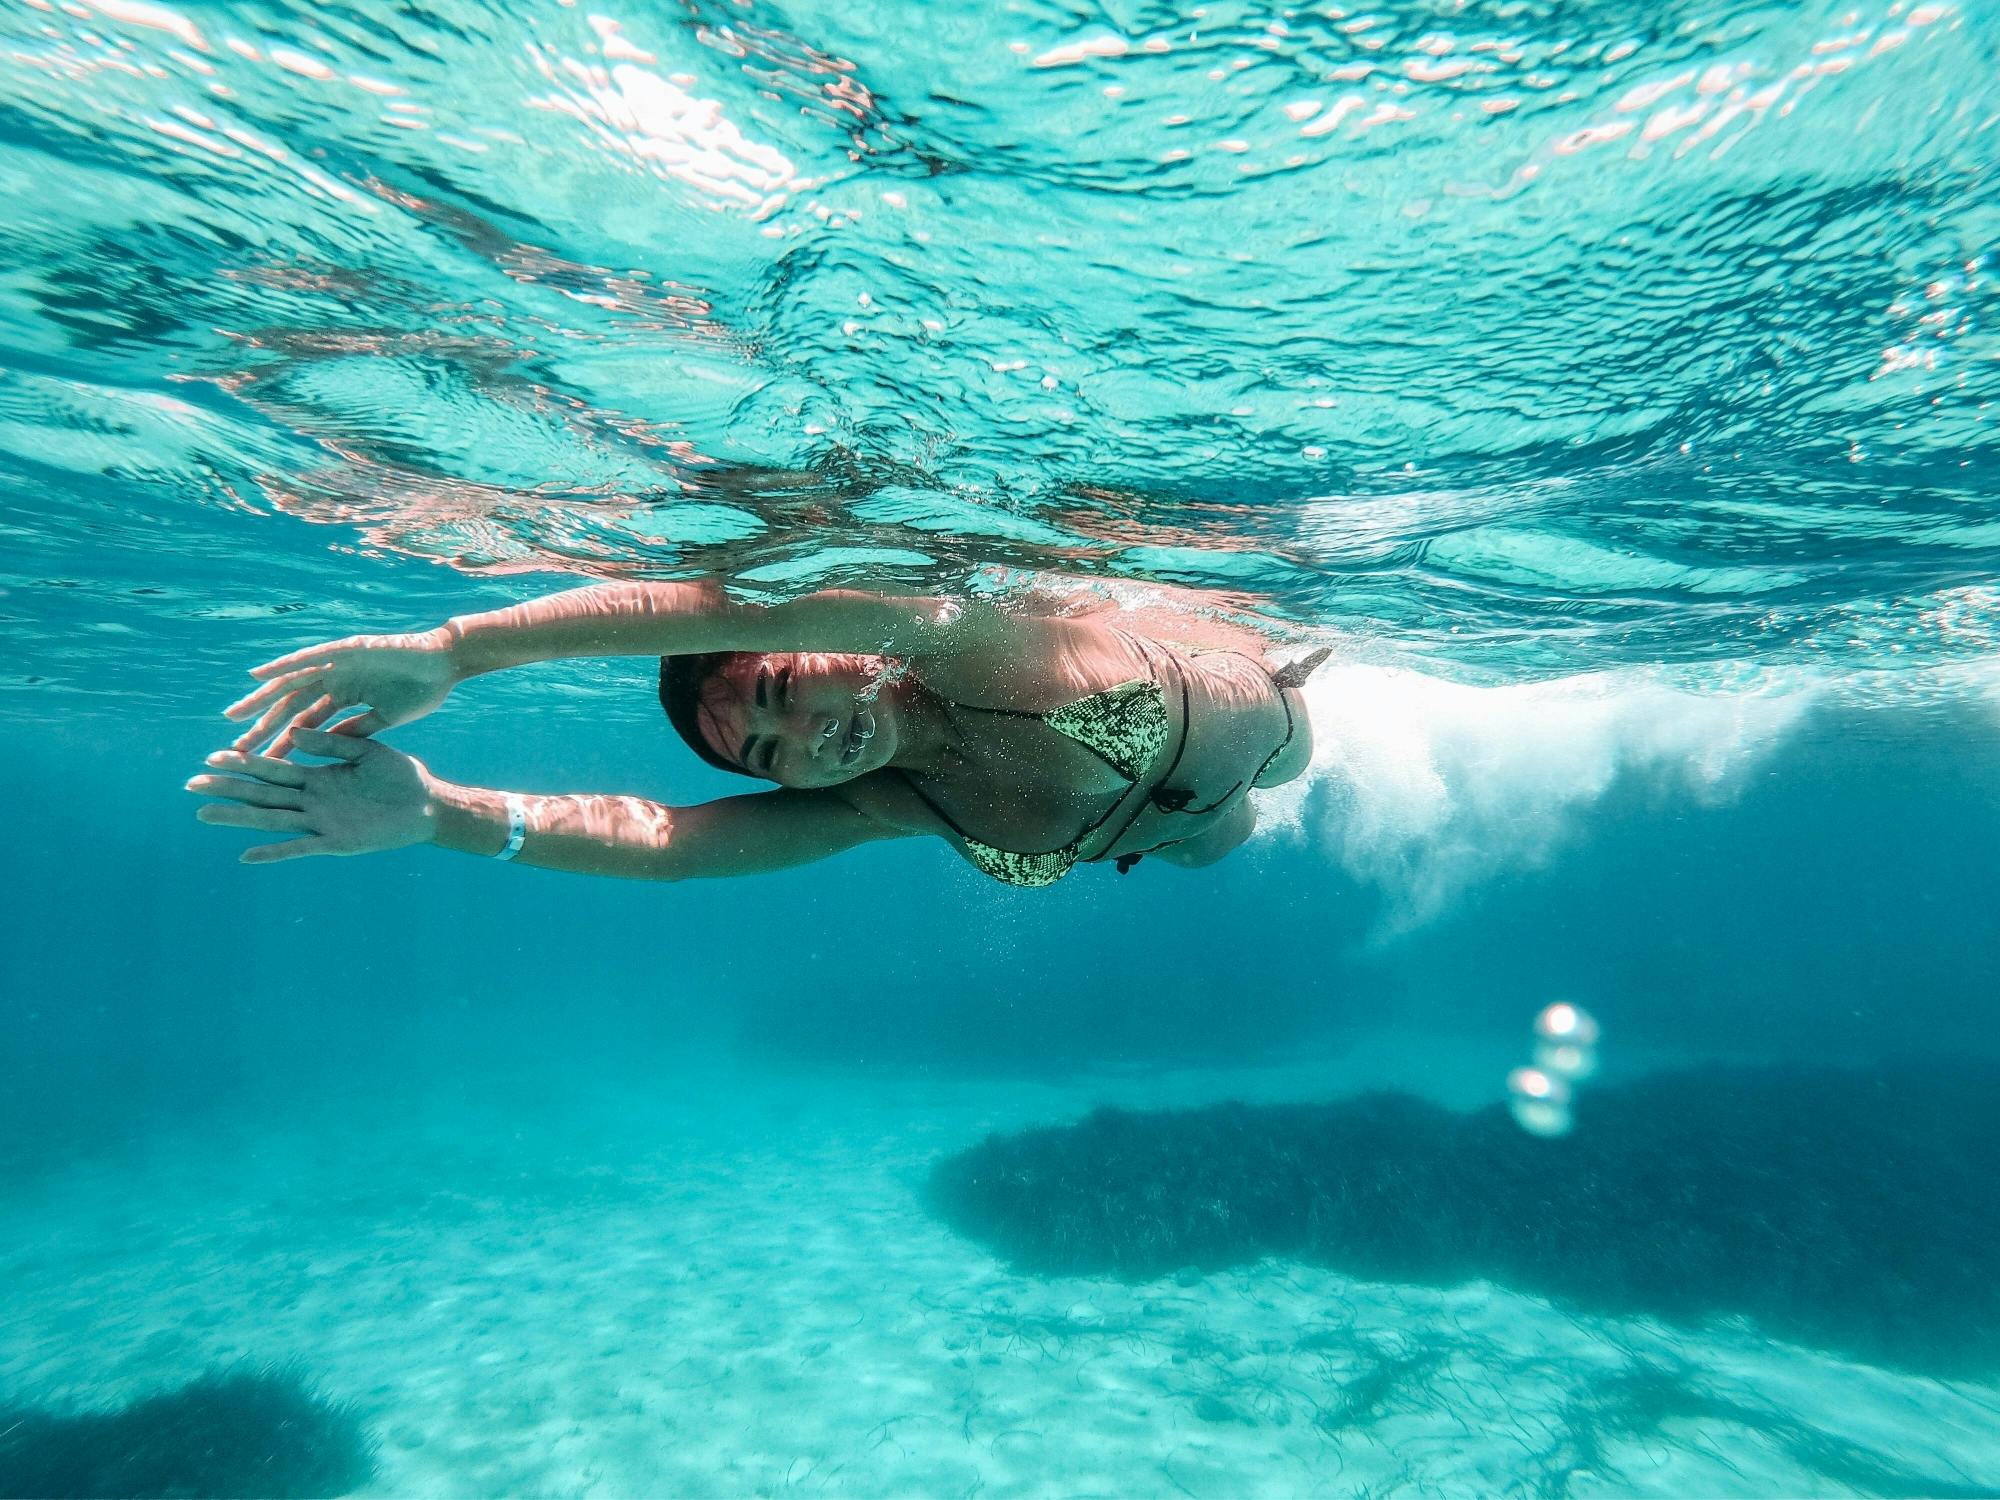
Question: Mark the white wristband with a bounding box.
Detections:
[495,793,528,862]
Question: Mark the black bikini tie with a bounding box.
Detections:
[1155,781,1241,816]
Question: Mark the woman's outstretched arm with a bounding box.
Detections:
[429,781,910,880]
[188,728,911,878]
[442,582,968,674]
[224,582,1067,755]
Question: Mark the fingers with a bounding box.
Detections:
[230,686,316,754]
[268,695,337,759]
[249,637,366,680]
[203,749,309,788]
[241,836,334,864]
[327,709,388,739]
[224,665,325,723]
[289,726,372,762]
[184,774,304,811]
[196,803,314,833]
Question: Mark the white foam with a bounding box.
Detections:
[1255,664,1815,931]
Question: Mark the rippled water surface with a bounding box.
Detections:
[2,0,1995,698]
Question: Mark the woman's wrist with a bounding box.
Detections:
[436,616,488,680]
[425,776,511,856]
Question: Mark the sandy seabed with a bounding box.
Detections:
[3,1037,1996,1499]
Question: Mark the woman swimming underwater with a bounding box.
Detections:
[187,582,1328,886]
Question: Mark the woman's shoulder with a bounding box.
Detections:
[830,768,952,837]
[911,612,1152,709]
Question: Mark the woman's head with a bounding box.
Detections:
[659,650,901,787]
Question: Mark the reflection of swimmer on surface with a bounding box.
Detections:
[187,583,1329,887]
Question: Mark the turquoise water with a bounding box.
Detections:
[3,0,1999,1494]
[2,0,1996,688]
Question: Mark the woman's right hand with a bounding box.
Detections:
[224,625,465,757]
[189,728,441,860]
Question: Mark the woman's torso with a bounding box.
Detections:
[840,624,1310,882]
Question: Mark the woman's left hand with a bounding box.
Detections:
[186,728,438,863]
[222,626,464,758]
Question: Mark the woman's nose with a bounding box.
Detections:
[770,708,838,760]
[801,713,841,760]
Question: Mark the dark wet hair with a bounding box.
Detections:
[658,652,758,778]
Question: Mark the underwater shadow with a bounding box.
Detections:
[927,1062,2000,1376]
[0,1365,375,1500]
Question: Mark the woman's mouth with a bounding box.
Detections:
[840,707,876,765]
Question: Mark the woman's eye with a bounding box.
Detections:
[778,666,792,707]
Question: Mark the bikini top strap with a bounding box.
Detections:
[1109,642,1325,866]
[1241,645,1329,786]
[1251,669,1302,788]
[899,634,1171,857]
[1084,636,1196,863]
[896,770,981,845]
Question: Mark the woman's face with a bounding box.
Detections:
[698,652,899,787]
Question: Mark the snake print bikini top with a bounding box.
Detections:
[898,636,1325,888]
